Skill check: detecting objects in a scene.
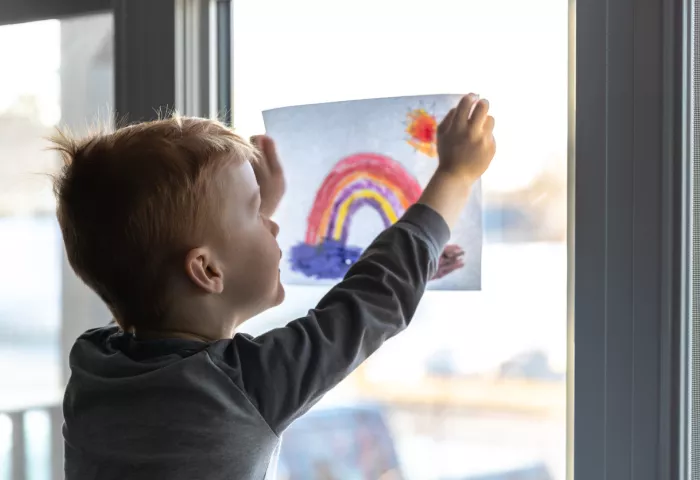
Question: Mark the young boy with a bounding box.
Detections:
[56,93,495,479]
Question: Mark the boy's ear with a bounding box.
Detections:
[184,247,224,294]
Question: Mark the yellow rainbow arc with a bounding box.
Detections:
[315,172,413,244]
[331,189,399,240]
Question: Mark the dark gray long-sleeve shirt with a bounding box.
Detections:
[63,203,450,479]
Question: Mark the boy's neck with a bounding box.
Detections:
[133,328,217,342]
[139,298,240,341]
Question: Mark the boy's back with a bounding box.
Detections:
[64,327,281,479]
[64,326,278,479]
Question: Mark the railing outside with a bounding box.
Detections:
[1,401,63,480]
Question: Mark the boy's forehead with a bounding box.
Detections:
[220,159,258,197]
[212,161,259,227]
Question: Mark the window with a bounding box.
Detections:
[0,14,114,476]
[233,1,569,479]
[0,19,63,402]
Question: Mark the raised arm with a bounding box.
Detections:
[220,203,448,433]
[217,94,496,434]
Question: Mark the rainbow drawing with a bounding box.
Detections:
[290,153,423,280]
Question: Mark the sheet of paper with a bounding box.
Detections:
[263,94,482,290]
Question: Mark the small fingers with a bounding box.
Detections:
[259,136,282,173]
[441,244,465,259]
[437,108,457,134]
[469,99,490,129]
[250,135,282,172]
[453,94,480,129]
[433,257,466,279]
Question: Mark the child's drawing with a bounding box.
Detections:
[405,106,438,158]
[263,95,483,291]
[289,153,422,280]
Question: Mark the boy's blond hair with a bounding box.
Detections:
[51,117,258,331]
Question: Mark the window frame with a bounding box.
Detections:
[0,0,214,382]
[0,0,112,26]
[575,0,690,478]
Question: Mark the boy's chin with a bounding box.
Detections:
[272,281,285,306]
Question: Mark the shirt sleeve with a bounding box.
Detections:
[215,203,450,434]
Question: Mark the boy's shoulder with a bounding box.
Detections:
[74,324,121,347]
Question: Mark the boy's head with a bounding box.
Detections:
[51,117,283,338]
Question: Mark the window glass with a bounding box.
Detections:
[0,15,114,476]
[233,1,568,479]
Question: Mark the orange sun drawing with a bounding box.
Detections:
[405,108,438,158]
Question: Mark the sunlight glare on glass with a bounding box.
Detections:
[0,20,61,126]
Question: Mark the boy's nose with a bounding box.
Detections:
[270,219,280,238]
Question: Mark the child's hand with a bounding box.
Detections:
[250,135,286,217]
[431,244,465,280]
[436,93,496,185]
[417,94,496,228]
